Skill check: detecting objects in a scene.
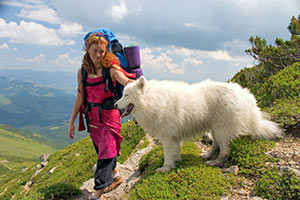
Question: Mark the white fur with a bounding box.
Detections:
[115,76,283,172]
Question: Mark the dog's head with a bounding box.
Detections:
[115,76,146,118]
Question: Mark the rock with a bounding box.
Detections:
[35,164,42,169]
[220,196,230,200]
[22,167,28,173]
[280,166,300,178]
[40,154,49,162]
[41,161,48,168]
[250,197,263,200]
[24,181,33,191]
[92,164,97,173]
[225,165,239,176]
[48,166,58,174]
[80,178,95,193]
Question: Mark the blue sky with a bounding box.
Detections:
[0,0,299,83]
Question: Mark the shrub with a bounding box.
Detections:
[256,62,300,108]
[228,136,276,176]
[254,170,300,199]
[38,182,81,200]
[264,98,300,134]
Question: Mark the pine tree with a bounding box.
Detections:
[245,15,300,77]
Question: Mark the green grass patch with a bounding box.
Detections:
[264,98,300,133]
[254,170,300,199]
[0,127,55,160]
[129,142,235,200]
[228,136,276,176]
[118,120,146,164]
[38,182,81,200]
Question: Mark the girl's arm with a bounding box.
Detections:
[68,68,84,139]
[110,67,135,86]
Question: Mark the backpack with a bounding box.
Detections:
[78,28,138,132]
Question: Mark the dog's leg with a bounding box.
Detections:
[201,131,219,160]
[201,142,219,160]
[156,138,181,173]
[205,129,230,167]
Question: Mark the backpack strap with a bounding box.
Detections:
[81,67,88,108]
[102,67,120,99]
[80,67,92,132]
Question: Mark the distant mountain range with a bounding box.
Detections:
[0,74,88,149]
[0,68,77,95]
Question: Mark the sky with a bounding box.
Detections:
[0,0,299,83]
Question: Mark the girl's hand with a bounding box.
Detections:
[68,122,75,139]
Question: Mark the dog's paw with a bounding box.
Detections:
[201,153,213,160]
[205,160,224,167]
[156,166,172,173]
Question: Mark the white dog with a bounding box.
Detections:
[115,76,283,172]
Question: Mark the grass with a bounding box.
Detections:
[129,136,300,200]
[0,128,55,160]
[0,127,56,183]
[129,141,235,200]
[0,120,145,200]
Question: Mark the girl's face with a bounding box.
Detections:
[88,42,106,66]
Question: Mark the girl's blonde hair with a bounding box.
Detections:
[82,33,120,74]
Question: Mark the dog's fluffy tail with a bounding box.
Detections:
[250,112,284,140]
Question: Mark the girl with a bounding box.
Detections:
[68,32,134,199]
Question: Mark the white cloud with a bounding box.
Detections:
[59,23,83,37]
[182,58,203,66]
[50,53,81,69]
[206,51,234,61]
[140,45,252,78]
[141,47,185,75]
[0,43,9,49]
[111,0,129,22]
[16,53,45,63]
[0,0,34,9]
[14,1,83,38]
[0,18,65,46]
[16,6,60,24]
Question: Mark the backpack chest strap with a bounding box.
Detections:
[85,79,106,87]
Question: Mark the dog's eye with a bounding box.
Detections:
[124,94,129,97]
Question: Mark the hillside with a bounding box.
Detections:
[0,125,55,184]
[231,62,300,135]
[0,121,146,199]
[0,76,88,148]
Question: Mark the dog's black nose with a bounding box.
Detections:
[114,103,118,109]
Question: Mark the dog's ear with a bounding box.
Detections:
[137,76,146,90]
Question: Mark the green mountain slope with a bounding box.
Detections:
[0,121,146,200]
[0,76,89,148]
[232,62,300,134]
[0,125,55,183]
